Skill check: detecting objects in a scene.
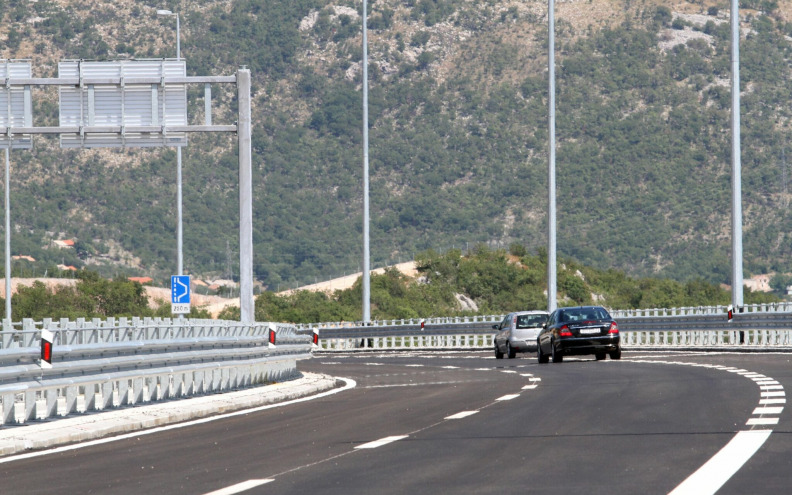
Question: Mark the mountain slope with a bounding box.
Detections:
[1,0,791,290]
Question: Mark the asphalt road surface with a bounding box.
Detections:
[1,349,790,494]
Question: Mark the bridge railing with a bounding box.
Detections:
[304,304,792,351]
[0,318,312,426]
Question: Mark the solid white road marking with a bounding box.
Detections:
[669,430,772,495]
[500,370,517,374]
[202,479,274,495]
[759,398,786,405]
[355,435,409,449]
[522,384,537,390]
[759,385,784,390]
[0,378,358,464]
[496,394,520,401]
[445,411,479,420]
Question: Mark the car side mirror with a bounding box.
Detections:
[492,324,499,330]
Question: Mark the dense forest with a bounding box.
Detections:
[0,0,791,293]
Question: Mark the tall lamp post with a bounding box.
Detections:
[730,0,744,310]
[157,9,186,315]
[547,0,557,313]
[362,0,371,323]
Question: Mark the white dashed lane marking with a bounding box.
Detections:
[355,435,409,449]
[446,411,479,420]
[496,394,520,401]
[202,479,274,495]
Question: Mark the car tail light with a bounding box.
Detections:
[559,325,573,337]
[608,322,619,334]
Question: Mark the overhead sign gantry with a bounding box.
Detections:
[0,59,255,324]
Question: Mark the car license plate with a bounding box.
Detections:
[579,328,600,335]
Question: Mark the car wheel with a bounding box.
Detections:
[507,343,516,359]
[595,352,606,361]
[495,343,504,359]
[551,340,563,363]
[537,341,549,364]
[609,348,622,360]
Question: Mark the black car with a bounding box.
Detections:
[537,305,621,363]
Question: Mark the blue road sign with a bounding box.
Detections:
[171,275,191,304]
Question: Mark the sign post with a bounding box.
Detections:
[171,275,191,314]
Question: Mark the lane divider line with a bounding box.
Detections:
[0,378,358,465]
[202,479,274,495]
[668,430,772,495]
[445,411,479,420]
[496,394,520,401]
[355,435,409,449]
[629,358,784,494]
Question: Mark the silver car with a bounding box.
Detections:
[494,311,549,359]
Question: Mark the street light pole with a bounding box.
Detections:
[158,10,185,314]
[730,0,744,310]
[362,0,371,324]
[547,0,557,313]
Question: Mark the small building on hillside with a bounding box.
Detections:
[53,239,75,249]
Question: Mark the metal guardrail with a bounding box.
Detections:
[298,303,792,332]
[305,305,792,352]
[0,318,312,426]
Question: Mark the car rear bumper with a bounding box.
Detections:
[556,335,620,355]
[509,339,538,352]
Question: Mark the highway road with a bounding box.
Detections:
[1,349,789,494]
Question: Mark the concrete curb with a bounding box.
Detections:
[0,371,340,457]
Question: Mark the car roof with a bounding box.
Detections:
[557,305,606,311]
[511,310,549,315]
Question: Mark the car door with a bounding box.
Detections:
[495,314,510,350]
[539,310,556,351]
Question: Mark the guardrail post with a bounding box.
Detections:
[65,385,78,415]
[45,389,58,418]
[2,393,13,424]
[24,390,35,421]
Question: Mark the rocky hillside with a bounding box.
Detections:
[1,0,791,290]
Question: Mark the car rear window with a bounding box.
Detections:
[561,307,611,322]
[516,314,546,328]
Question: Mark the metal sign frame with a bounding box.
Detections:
[0,59,255,323]
[59,60,188,148]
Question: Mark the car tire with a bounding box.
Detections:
[595,352,606,361]
[609,348,622,360]
[551,340,563,363]
[537,341,549,364]
[507,343,516,359]
[495,343,504,359]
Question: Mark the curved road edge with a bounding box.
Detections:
[0,371,348,459]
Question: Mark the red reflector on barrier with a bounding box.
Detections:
[40,329,54,369]
[312,330,319,345]
[269,329,276,345]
